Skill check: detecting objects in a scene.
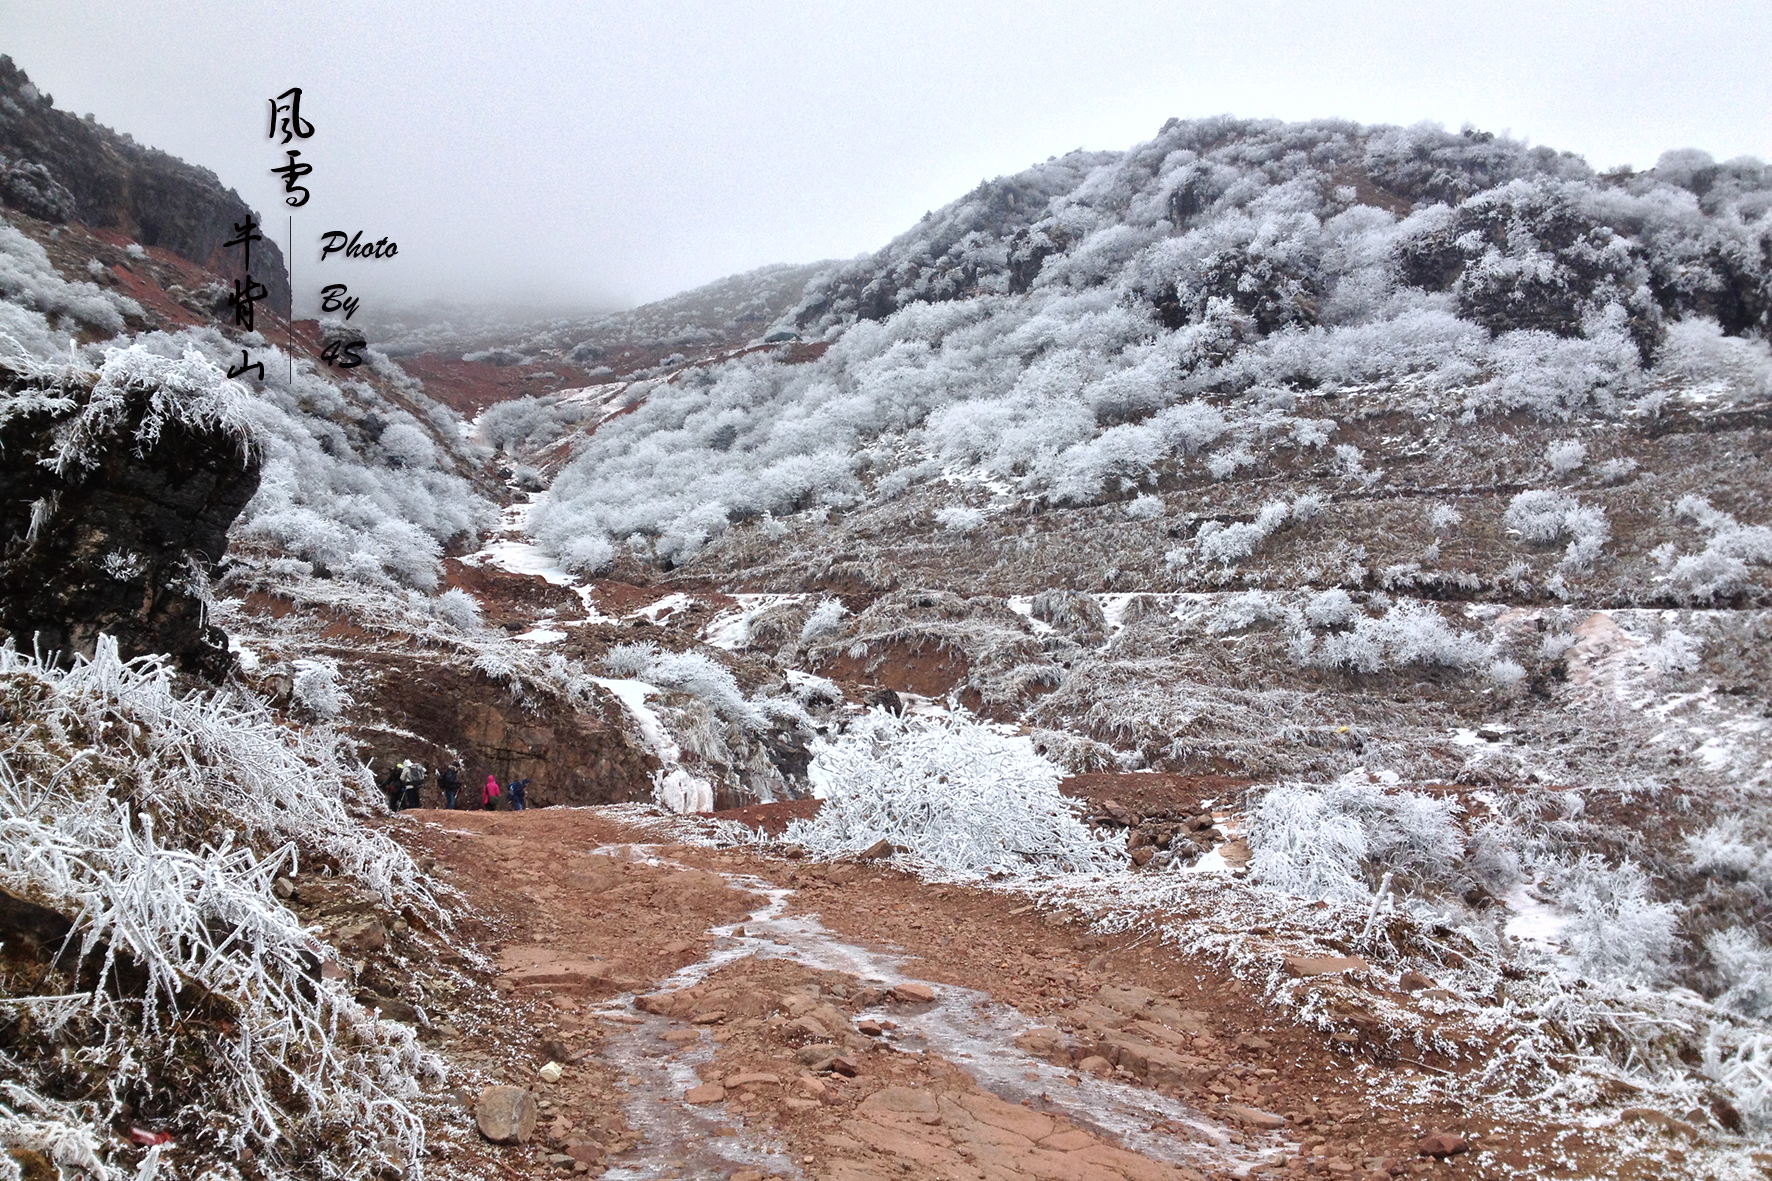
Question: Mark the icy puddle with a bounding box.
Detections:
[582,844,1283,1179]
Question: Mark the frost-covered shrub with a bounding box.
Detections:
[291,659,346,719]
[935,505,986,533]
[0,638,436,1180]
[799,596,847,643]
[1504,489,1611,570]
[1194,499,1291,566]
[1708,928,1772,1018]
[1596,456,1637,484]
[1204,589,1284,633]
[1686,818,1770,883]
[785,712,1121,877]
[1247,776,1464,902]
[430,586,483,631]
[0,221,141,339]
[1552,855,1680,984]
[604,641,766,729]
[1124,493,1164,520]
[1545,438,1587,476]
[1304,588,1357,628]
[1663,495,1772,602]
[1292,598,1487,673]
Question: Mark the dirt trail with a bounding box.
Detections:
[399,806,1636,1181]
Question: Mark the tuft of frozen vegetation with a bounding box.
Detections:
[935,505,986,533]
[1291,597,1488,673]
[1708,928,1772,1019]
[798,596,847,644]
[1427,502,1463,532]
[1504,489,1612,570]
[290,658,347,719]
[604,641,768,730]
[1123,493,1164,521]
[430,586,483,631]
[1247,775,1466,903]
[0,220,142,344]
[0,637,438,1180]
[1661,495,1772,602]
[1551,855,1681,984]
[1544,438,1587,476]
[786,711,1123,878]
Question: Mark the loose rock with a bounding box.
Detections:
[475,1085,538,1144]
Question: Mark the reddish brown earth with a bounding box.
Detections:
[389,807,1673,1181]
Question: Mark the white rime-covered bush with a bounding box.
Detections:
[290,658,346,719]
[799,596,847,644]
[785,712,1122,878]
[604,641,767,730]
[0,637,438,1180]
[1708,928,1772,1018]
[1291,598,1488,673]
[1552,855,1680,984]
[1545,438,1587,476]
[1504,489,1611,570]
[430,586,484,631]
[1247,775,1465,902]
[935,505,986,533]
[1663,495,1772,602]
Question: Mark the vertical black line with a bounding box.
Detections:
[289,214,295,381]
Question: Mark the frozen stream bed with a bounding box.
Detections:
[582,845,1285,1179]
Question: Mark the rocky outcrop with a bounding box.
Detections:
[0,56,291,317]
[0,361,260,677]
[327,648,659,807]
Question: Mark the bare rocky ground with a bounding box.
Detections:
[354,803,1738,1181]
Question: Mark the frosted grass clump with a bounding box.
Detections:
[1247,775,1466,903]
[1545,438,1587,476]
[785,711,1123,878]
[1663,495,1772,603]
[935,505,986,533]
[1291,597,1488,673]
[430,586,483,631]
[0,636,439,1180]
[1504,489,1612,570]
[1552,854,1681,984]
[604,641,767,730]
[799,596,847,644]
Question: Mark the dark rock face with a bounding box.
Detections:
[0,365,261,678]
[0,56,290,317]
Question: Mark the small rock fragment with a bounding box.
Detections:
[538,1061,563,1083]
[890,981,936,1004]
[1416,1131,1467,1157]
[1398,970,1434,992]
[691,1009,728,1025]
[684,1083,726,1105]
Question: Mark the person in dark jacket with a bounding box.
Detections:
[379,764,403,812]
[508,777,529,811]
[437,762,462,810]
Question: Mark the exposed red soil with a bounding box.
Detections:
[396,354,609,416]
[707,797,824,835]
[1059,774,1258,816]
[391,808,1662,1181]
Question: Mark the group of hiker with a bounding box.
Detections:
[380,758,531,812]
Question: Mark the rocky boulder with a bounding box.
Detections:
[0,359,260,678]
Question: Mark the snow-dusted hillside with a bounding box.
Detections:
[525,119,1770,569]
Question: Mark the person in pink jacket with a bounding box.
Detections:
[481,774,502,811]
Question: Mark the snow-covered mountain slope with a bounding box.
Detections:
[518,118,1769,576]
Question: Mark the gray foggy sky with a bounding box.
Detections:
[5,1,1769,316]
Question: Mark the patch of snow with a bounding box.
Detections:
[592,676,715,813]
